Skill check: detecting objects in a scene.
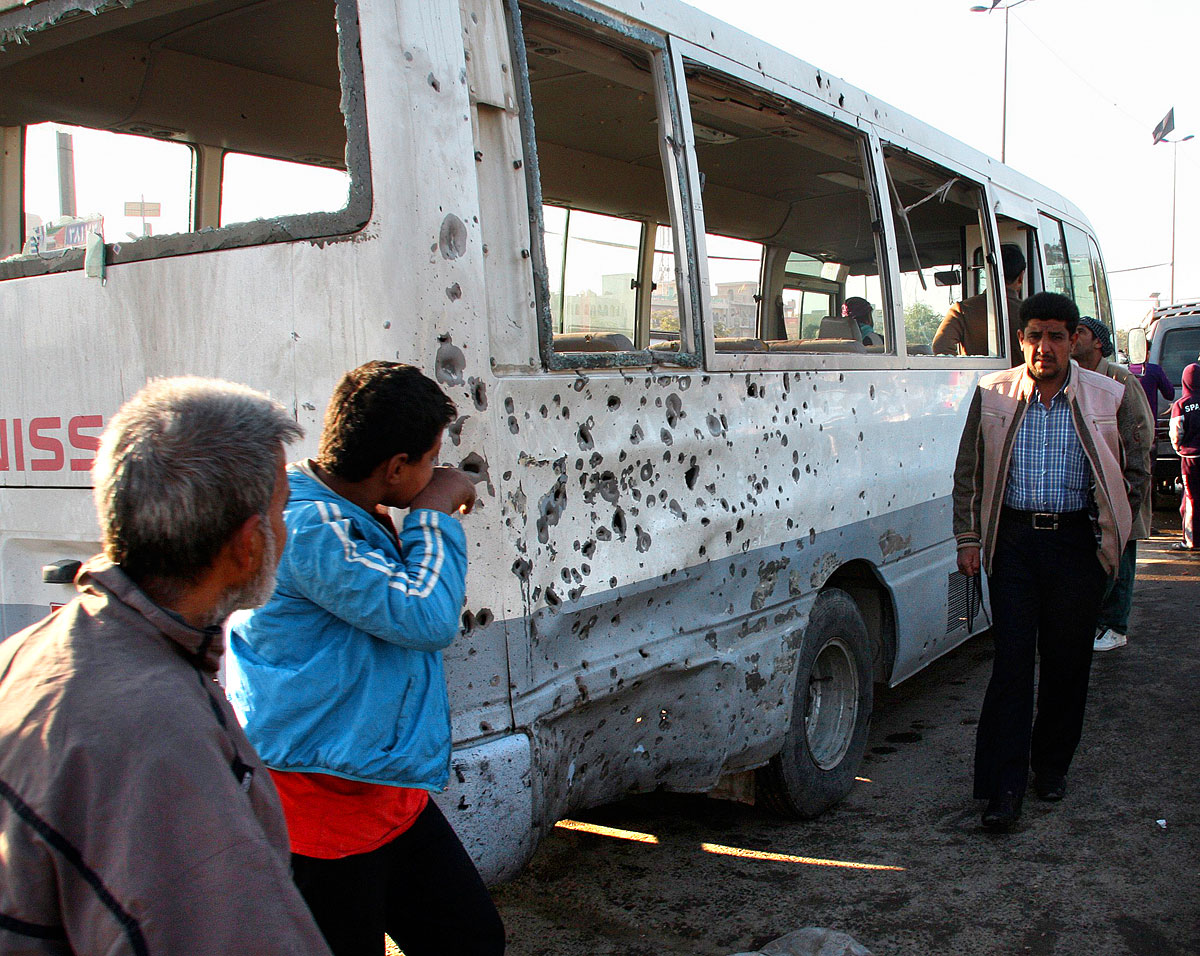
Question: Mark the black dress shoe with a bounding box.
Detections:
[981,791,1022,832]
[1033,773,1066,802]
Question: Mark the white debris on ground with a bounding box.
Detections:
[728,926,874,956]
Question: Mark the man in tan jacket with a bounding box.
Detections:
[0,378,333,955]
[953,292,1146,832]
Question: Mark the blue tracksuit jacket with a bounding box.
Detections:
[227,461,468,790]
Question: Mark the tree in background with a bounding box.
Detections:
[905,301,941,346]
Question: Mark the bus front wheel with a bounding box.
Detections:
[756,588,873,818]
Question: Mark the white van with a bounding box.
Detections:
[0,0,1115,881]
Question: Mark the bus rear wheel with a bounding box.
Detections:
[756,588,873,818]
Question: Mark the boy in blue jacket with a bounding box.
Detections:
[228,361,503,956]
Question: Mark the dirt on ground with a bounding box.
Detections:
[491,512,1200,956]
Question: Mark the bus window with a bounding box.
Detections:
[21,125,192,250]
[0,0,366,278]
[221,153,349,226]
[515,7,686,359]
[1062,221,1100,323]
[682,62,888,357]
[882,146,996,359]
[1039,214,1072,298]
[1088,235,1113,328]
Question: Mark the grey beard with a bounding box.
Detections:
[205,518,279,627]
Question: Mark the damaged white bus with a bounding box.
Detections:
[0,0,1116,881]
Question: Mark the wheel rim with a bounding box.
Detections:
[804,637,860,770]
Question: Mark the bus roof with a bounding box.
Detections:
[599,0,1093,231]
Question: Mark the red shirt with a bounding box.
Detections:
[270,770,428,859]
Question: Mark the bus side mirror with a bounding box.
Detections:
[1128,327,1148,365]
[934,270,961,287]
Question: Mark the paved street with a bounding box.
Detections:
[492,515,1200,956]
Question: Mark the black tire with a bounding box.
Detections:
[756,588,873,818]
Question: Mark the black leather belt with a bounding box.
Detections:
[1001,507,1090,531]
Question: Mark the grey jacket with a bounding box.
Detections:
[953,361,1145,577]
[0,558,332,956]
[1093,355,1155,539]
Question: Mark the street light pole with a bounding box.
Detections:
[970,0,1033,164]
[1169,134,1194,304]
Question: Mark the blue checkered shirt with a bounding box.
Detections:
[1003,372,1092,513]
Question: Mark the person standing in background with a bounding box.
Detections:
[1129,354,1174,423]
[1071,317,1154,652]
[933,243,1026,365]
[1169,363,1200,551]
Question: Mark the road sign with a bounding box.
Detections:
[124,201,161,217]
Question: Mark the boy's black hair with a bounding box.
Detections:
[1000,243,1026,283]
[1018,291,1079,333]
[317,361,456,481]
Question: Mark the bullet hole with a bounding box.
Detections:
[435,335,466,386]
[447,415,468,446]
[512,557,532,581]
[597,472,620,505]
[544,587,561,609]
[669,499,684,520]
[508,416,519,434]
[581,539,596,558]
[438,213,467,259]
[536,476,568,544]
[630,424,644,445]
[470,378,488,410]
[607,395,621,411]
[539,404,549,418]
[660,428,673,446]
[809,528,817,543]
[462,610,475,631]
[685,460,699,490]
[635,526,652,552]
[612,508,627,539]
[459,452,490,493]
[577,422,594,450]
[858,432,864,442]
[707,414,723,437]
[870,384,876,400]
[427,72,441,91]
[445,282,462,301]
[747,382,758,398]
[597,526,612,541]
[665,393,683,428]
[639,462,654,482]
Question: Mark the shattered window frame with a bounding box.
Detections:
[0,0,371,282]
[505,0,703,371]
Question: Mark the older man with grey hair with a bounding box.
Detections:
[0,378,332,956]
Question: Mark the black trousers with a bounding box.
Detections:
[973,511,1107,801]
[291,799,505,956]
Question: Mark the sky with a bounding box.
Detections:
[683,0,1200,329]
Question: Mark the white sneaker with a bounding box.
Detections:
[1094,629,1127,652]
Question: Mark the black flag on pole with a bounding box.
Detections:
[1153,108,1175,145]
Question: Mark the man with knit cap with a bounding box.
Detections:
[1169,362,1200,551]
[1072,316,1155,651]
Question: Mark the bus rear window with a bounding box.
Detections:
[0,0,367,277]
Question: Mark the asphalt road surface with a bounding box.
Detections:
[492,517,1199,956]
